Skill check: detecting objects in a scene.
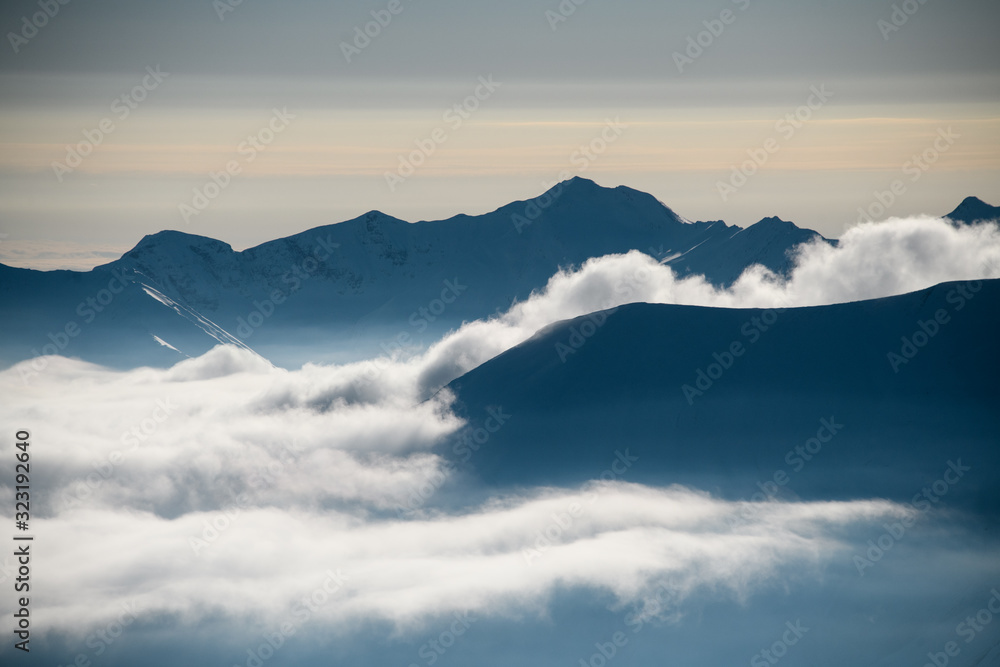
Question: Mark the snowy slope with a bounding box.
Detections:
[664,215,832,285]
[0,180,987,371]
[109,177,822,319]
[0,178,837,369]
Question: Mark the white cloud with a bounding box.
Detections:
[408,217,1000,394]
[0,347,462,518]
[1,215,997,644]
[0,332,917,640]
[0,239,131,271]
[23,483,910,636]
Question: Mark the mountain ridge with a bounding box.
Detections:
[444,278,1000,512]
[945,195,1000,225]
[8,180,991,277]
[100,178,786,271]
[0,179,988,369]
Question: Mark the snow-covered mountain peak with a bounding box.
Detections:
[514,177,687,232]
[755,216,795,226]
[360,210,401,225]
[124,230,234,261]
[559,175,602,191]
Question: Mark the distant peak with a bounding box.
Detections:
[536,176,603,198]
[127,230,233,256]
[346,210,405,224]
[527,177,686,225]
[564,176,600,188]
[756,216,794,226]
[945,196,1000,224]
[738,216,830,243]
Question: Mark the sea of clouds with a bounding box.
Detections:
[1,216,999,663]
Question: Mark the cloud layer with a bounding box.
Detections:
[1,216,999,662]
[411,216,1000,395]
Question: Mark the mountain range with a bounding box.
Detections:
[0,179,995,371]
[2,181,999,667]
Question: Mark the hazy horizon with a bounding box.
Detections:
[1,0,997,269]
[0,175,993,272]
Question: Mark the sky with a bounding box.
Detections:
[0,0,998,269]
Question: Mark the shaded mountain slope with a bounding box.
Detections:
[445,279,1000,514]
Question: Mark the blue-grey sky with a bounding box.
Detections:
[1,0,998,268]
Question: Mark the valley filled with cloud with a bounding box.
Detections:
[3,213,999,664]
